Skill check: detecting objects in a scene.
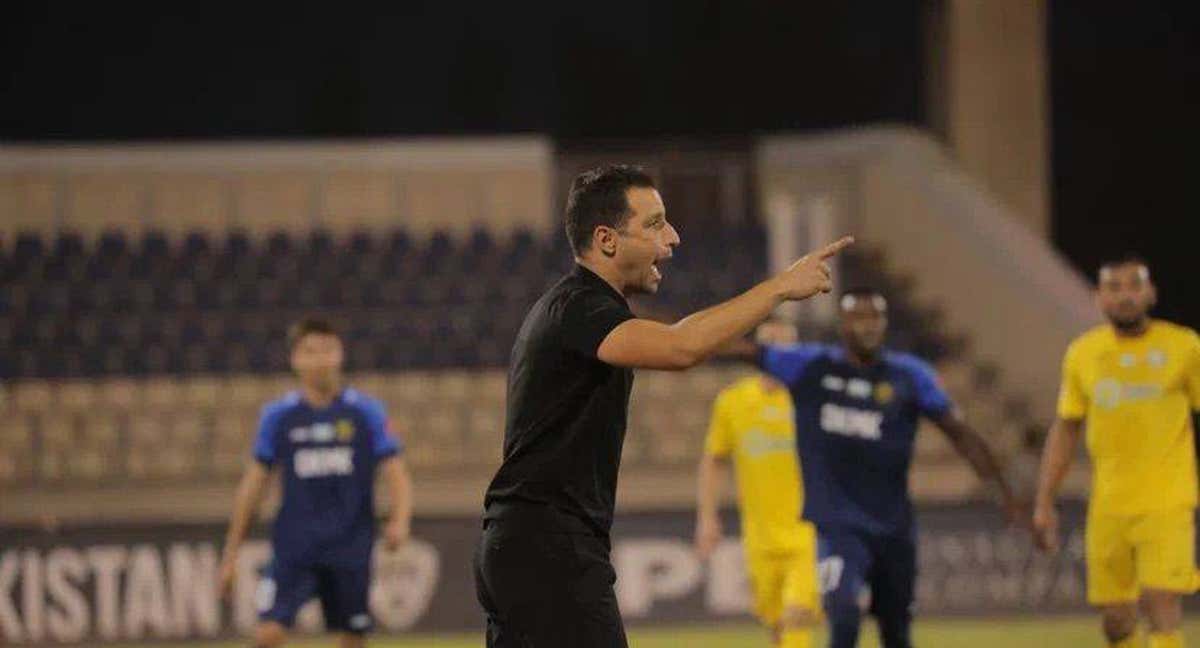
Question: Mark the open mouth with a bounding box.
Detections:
[651,252,671,281]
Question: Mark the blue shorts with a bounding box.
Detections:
[818,526,916,626]
[257,558,373,634]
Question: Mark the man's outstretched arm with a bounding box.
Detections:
[597,236,853,370]
[934,411,1026,525]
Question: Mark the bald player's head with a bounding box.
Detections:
[1097,255,1156,333]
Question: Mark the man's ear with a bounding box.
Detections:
[595,226,618,258]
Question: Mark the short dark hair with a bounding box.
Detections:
[287,316,339,350]
[1098,254,1150,278]
[564,165,656,255]
[838,287,888,312]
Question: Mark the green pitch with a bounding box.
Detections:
[123,616,1200,647]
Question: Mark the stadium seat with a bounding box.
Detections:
[1,227,792,375]
[0,221,1041,493]
[58,380,99,411]
[0,416,36,483]
[74,412,121,479]
[38,411,79,481]
[212,407,259,476]
[12,380,54,413]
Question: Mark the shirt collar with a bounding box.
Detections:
[573,264,630,308]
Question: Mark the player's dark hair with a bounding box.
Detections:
[287,316,339,350]
[1098,254,1150,278]
[564,164,656,256]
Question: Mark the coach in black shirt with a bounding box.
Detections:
[474,165,851,647]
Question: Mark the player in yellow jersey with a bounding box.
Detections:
[695,322,819,648]
[1034,256,1200,648]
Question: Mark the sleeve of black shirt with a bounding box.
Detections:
[558,288,635,359]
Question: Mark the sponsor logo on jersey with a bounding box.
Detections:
[294,447,354,478]
[1093,378,1164,410]
[740,429,796,457]
[758,405,791,421]
[820,403,883,440]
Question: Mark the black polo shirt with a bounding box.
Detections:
[483,264,637,537]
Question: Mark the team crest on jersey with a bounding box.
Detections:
[336,419,355,442]
[874,382,894,405]
[1147,349,1167,368]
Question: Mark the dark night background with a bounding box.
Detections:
[3,1,1197,325]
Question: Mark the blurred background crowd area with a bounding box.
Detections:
[0,133,1070,523]
[2,0,1194,535]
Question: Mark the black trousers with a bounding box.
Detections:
[473,519,627,648]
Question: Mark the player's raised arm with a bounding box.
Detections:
[597,236,853,370]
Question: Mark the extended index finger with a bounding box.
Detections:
[816,235,855,260]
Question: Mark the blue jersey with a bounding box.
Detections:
[761,344,952,535]
[253,388,402,565]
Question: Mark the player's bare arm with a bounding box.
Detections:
[597,236,853,370]
[1031,417,1084,552]
[380,455,413,551]
[933,410,1028,526]
[693,453,731,560]
[219,461,273,597]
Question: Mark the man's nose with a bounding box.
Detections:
[665,223,681,247]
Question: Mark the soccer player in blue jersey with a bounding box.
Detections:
[755,290,1023,648]
[218,317,413,648]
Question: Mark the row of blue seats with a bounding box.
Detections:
[2,272,746,316]
[5,305,528,345]
[1,224,962,379]
[3,226,766,279]
[7,337,514,377]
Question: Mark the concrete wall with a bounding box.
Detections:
[926,0,1050,236]
[0,137,554,241]
[758,127,1097,418]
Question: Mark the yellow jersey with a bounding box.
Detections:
[1057,320,1200,515]
[704,375,807,553]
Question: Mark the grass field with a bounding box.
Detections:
[122,617,1200,647]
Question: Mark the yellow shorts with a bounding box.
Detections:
[1086,506,1198,605]
[745,523,821,627]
